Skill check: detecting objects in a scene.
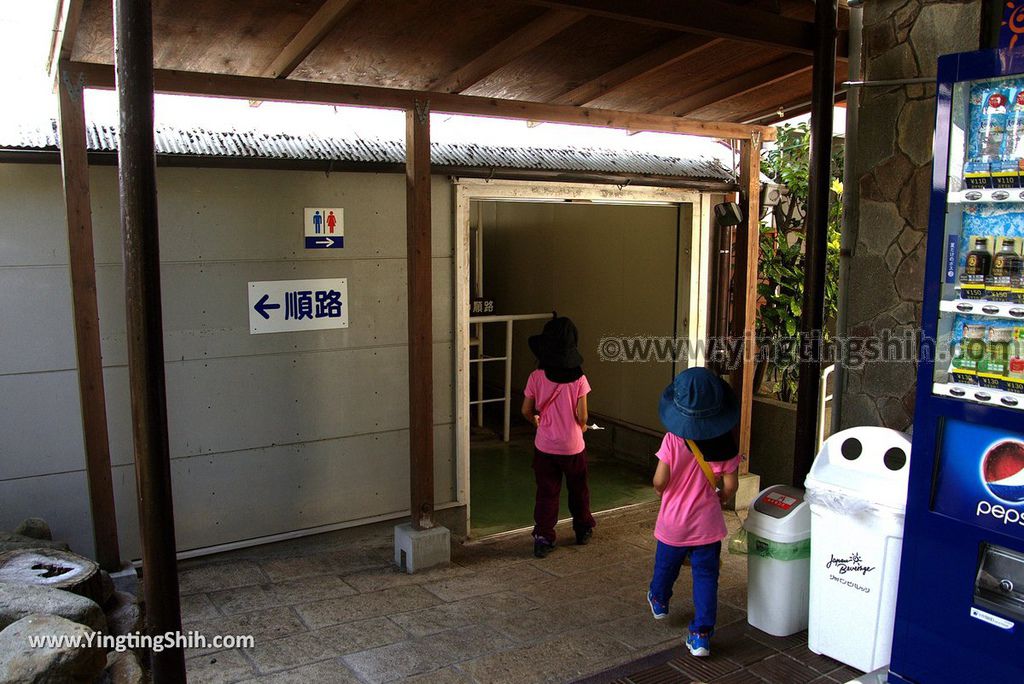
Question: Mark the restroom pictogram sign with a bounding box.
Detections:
[304,208,345,249]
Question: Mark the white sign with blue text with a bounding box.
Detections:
[248,278,349,334]
[304,207,344,249]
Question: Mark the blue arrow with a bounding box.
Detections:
[254,294,280,320]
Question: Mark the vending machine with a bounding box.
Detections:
[889,48,1024,683]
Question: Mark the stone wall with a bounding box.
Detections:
[840,0,981,430]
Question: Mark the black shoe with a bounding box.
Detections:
[534,540,556,558]
[576,528,593,545]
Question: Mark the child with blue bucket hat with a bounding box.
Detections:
[647,367,742,657]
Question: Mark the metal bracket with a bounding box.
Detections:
[60,69,85,100]
[413,99,430,125]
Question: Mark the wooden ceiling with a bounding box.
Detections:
[54,0,850,136]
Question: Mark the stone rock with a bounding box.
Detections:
[99,571,115,607]
[910,3,981,78]
[860,171,885,203]
[898,164,933,232]
[14,519,52,541]
[101,650,145,684]
[872,153,915,202]
[886,241,905,273]
[0,582,106,633]
[858,200,904,256]
[839,391,882,430]
[864,19,898,56]
[0,534,71,553]
[0,550,104,604]
[0,614,106,684]
[863,356,917,400]
[878,396,912,431]
[863,0,913,28]
[104,591,142,638]
[897,98,936,166]
[895,247,926,302]
[847,255,901,328]
[897,226,923,255]
[857,91,904,171]
[893,1,921,45]
[868,42,919,82]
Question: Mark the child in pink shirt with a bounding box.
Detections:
[521,317,595,558]
[647,367,741,658]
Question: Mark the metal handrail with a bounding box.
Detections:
[817,363,836,453]
[469,312,551,441]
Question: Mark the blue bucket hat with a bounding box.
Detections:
[658,367,739,440]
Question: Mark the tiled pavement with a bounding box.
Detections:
[178,503,855,683]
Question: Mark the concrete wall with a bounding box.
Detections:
[479,200,686,432]
[840,0,982,430]
[0,163,457,560]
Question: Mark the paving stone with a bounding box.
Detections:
[669,653,741,681]
[316,616,408,655]
[459,629,631,684]
[257,554,339,583]
[181,593,222,623]
[389,590,532,637]
[295,585,441,630]
[342,563,474,593]
[236,658,361,683]
[184,607,307,657]
[209,575,356,615]
[485,604,590,644]
[596,612,681,650]
[399,665,476,683]
[185,648,256,684]
[420,562,550,602]
[747,653,820,684]
[339,626,506,684]
[527,543,628,578]
[178,560,268,595]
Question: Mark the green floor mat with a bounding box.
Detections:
[470,438,658,538]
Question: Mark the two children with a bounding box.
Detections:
[648,367,741,657]
[521,318,738,659]
[521,317,595,559]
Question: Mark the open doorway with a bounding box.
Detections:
[454,181,715,539]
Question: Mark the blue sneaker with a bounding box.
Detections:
[646,591,668,619]
[685,630,711,657]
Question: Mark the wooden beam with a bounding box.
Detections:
[430,9,585,93]
[406,102,435,530]
[47,0,85,80]
[653,55,812,118]
[56,63,121,573]
[262,0,359,79]
[520,0,823,55]
[732,135,761,472]
[71,61,775,141]
[113,0,185,679]
[550,35,722,106]
[741,89,847,126]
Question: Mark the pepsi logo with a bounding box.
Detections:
[982,440,1024,503]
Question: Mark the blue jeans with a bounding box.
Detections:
[649,540,721,633]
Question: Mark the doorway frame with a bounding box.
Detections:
[452,178,714,534]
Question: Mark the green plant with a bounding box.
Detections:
[755,123,843,402]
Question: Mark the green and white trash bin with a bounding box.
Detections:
[737,484,812,637]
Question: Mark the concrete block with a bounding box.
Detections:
[727,473,761,512]
[109,563,139,599]
[394,524,450,574]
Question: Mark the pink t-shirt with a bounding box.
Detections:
[524,370,590,455]
[654,432,741,547]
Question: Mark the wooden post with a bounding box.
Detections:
[793,0,838,484]
[734,136,762,474]
[406,102,435,530]
[56,63,121,573]
[113,1,185,680]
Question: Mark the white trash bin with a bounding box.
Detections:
[804,426,911,673]
[744,484,811,637]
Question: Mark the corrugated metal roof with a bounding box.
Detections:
[0,120,732,182]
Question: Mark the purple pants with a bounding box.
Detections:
[532,448,596,544]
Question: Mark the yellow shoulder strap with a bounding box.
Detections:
[685,439,718,491]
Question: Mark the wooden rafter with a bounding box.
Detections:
[70,61,776,141]
[741,89,847,125]
[549,35,723,107]
[519,0,844,57]
[46,0,85,80]
[430,9,585,93]
[653,54,812,117]
[261,0,360,79]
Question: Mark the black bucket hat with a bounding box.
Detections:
[529,316,584,382]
